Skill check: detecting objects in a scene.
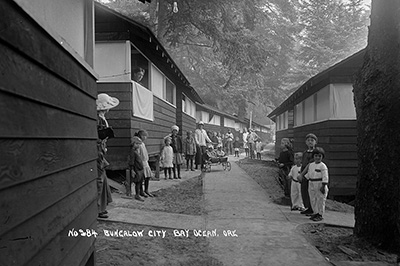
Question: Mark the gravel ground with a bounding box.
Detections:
[96,222,223,266]
[300,223,397,264]
[113,175,204,215]
[96,174,224,266]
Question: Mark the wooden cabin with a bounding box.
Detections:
[0,1,98,265]
[94,3,203,172]
[268,50,365,199]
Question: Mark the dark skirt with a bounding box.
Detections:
[131,169,145,183]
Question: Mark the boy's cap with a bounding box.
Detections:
[306,133,318,142]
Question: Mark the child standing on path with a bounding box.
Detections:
[289,152,305,211]
[233,137,241,157]
[169,125,183,179]
[255,139,263,160]
[299,133,318,216]
[304,147,329,221]
[128,137,146,201]
[184,131,197,171]
[161,137,174,179]
[277,138,294,197]
[135,130,154,198]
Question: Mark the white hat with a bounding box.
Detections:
[198,121,204,125]
[96,93,120,111]
[171,125,179,132]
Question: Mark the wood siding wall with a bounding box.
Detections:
[275,120,357,197]
[0,2,97,265]
[176,87,197,135]
[98,82,176,170]
[179,112,197,135]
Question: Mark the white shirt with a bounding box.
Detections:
[289,165,302,181]
[306,162,329,183]
[195,128,211,146]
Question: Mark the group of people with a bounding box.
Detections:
[277,133,329,222]
[96,92,267,218]
[242,128,263,159]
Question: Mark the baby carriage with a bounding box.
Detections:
[203,145,231,172]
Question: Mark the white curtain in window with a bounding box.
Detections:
[202,111,209,123]
[304,95,314,124]
[330,84,356,119]
[224,118,235,128]
[276,115,280,130]
[316,85,330,121]
[191,102,196,117]
[132,82,154,121]
[284,111,289,129]
[295,103,303,126]
[209,115,220,125]
[150,64,164,99]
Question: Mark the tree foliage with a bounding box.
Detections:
[100,0,369,124]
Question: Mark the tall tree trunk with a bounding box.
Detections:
[353,0,400,251]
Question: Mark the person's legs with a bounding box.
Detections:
[139,181,147,197]
[134,182,144,201]
[173,166,177,179]
[200,146,206,169]
[190,158,194,170]
[168,168,172,179]
[176,164,181,179]
[301,179,313,214]
[164,168,168,179]
[144,177,153,197]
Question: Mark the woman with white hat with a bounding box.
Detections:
[96,93,119,219]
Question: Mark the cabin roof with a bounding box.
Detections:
[267,49,366,120]
[95,2,204,104]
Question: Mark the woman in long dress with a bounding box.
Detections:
[96,93,119,219]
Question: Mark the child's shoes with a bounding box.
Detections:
[311,214,323,221]
[135,195,144,201]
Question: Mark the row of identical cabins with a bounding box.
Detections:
[0,1,269,265]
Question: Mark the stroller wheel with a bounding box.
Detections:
[226,162,231,171]
[222,163,227,170]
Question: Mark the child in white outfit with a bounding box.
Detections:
[289,152,305,211]
[305,147,329,221]
[161,137,174,179]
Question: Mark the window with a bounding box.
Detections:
[316,86,330,121]
[208,114,220,125]
[304,95,315,124]
[165,78,175,105]
[150,64,164,98]
[276,111,289,131]
[295,102,303,126]
[182,94,196,118]
[330,84,356,119]
[150,64,176,106]
[224,118,235,128]
[131,47,149,88]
